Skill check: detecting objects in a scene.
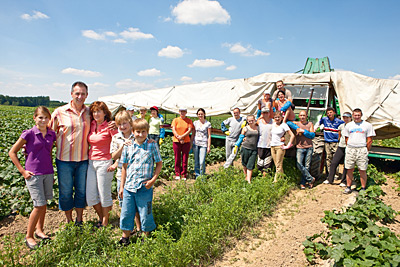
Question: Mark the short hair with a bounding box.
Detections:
[247,115,255,121]
[326,107,335,113]
[233,107,240,113]
[197,108,206,116]
[132,118,149,132]
[273,111,283,118]
[276,80,284,85]
[352,108,363,115]
[71,81,88,94]
[34,106,51,118]
[299,110,308,116]
[115,110,133,128]
[89,101,112,122]
[139,106,147,111]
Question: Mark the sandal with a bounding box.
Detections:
[35,232,51,240]
[309,177,316,189]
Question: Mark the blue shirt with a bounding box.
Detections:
[319,117,344,143]
[120,139,162,193]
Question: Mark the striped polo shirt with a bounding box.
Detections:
[50,101,91,161]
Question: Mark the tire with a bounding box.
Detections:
[310,135,325,180]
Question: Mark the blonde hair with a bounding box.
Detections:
[115,110,133,128]
[132,118,149,132]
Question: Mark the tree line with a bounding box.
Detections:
[0,95,66,107]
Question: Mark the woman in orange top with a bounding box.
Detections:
[171,108,193,180]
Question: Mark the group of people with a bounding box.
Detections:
[9,80,376,249]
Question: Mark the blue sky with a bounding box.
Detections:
[1,0,399,102]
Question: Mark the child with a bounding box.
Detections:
[9,106,56,249]
[148,106,162,147]
[109,110,141,234]
[118,119,162,245]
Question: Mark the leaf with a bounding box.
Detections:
[365,245,380,259]
[344,241,359,251]
[331,245,344,262]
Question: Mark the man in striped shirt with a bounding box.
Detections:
[318,107,344,182]
[50,81,91,225]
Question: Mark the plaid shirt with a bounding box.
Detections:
[120,139,162,193]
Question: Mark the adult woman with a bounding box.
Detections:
[270,111,295,182]
[171,108,193,180]
[86,101,118,227]
[273,90,295,122]
[238,115,259,183]
[256,107,273,175]
[148,106,162,146]
[257,91,273,119]
[324,112,352,185]
[191,108,211,178]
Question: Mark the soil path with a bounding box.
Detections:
[212,177,400,267]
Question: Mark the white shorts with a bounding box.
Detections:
[345,147,369,171]
[86,159,114,207]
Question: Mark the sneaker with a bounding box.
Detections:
[343,187,352,194]
[118,237,130,246]
[182,177,187,181]
[339,183,347,187]
[175,176,181,180]
[74,220,83,227]
[300,184,306,190]
[323,180,330,184]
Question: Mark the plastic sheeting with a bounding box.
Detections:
[98,71,400,139]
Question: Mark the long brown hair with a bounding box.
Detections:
[89,101,112,122]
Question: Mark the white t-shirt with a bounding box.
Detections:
[193,120,211,147]
[257,119,273,148]
[343,120,376,147]
[270,122,290,147]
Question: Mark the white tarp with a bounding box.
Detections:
[99,71,400,139]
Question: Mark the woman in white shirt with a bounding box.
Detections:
[270,111,295,182]
[191,108,211,178]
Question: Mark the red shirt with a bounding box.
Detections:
[88,120,118,160]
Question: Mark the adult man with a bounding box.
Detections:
[50,81,91,224]
[137,106,150,122]
[318,107,344,183]
[221,107,246,168]
[256,107,273,174]
[342,108,375,194]
[126,106,138,121]
[272,80,293,101]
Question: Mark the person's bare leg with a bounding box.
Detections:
[346,168,354,187]
[135,212,141,232]
[35,206,49,238]
[242,166,247,176]
[75,207,84,222]
[65,209,73,223]
[359,170,367,189]
[122,230,131,238]
[246,169,253,183]
[26,206,45,245]
[92,203,103,223]
[101,206,112,226]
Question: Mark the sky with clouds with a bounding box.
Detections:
[1,0,399,102]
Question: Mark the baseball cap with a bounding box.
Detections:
[261,107,270,113]
[342,112,352,117]
[150,106,159,112]
[126,105,135,111]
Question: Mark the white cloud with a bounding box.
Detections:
[113,39,127,43]
[172,0,231,25]
[82,30,106,40]
[104,31,117,37]
[137,68,161,77]
[61,67,102,77]
[21,11,49,21]
[389,74,400,80]
[180,76,192,82]
[223,42,270,57]
[368,69,375,72]
[90,82,109,87]
[120,27,154,40]
[214,77,227,81]
[115,79,154,90]
[158,46,184,58]
[52,82,68,88]
[188,59,225,68]
[226,65,237,71]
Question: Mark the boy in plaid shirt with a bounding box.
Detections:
[118,119,162,245]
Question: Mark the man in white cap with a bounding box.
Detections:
[126,106,137,121]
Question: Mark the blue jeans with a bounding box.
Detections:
[56,159,88,211]
[296,147,313,185]
[193,144,207,178]
[120,186,156,232]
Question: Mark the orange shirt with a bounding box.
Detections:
[50,101,91,161]
[171,117,193,143]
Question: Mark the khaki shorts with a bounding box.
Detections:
[345,147,369,170]
[26,174,54,207]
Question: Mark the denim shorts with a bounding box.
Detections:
[25,174,54,207]
[56,159,88,211]
[120,186,156,232]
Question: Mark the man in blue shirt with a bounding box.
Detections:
[318,107,344,183]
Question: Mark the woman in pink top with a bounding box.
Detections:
[273,90,295,122]
[86,101,118,226]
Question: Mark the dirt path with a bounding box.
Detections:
[212,178,400,267]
